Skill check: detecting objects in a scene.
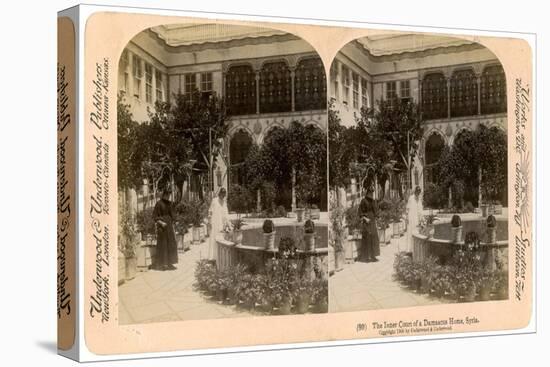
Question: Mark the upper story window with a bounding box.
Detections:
[225,64,256,116]
[132,55,143,99]
[450,69,478,118]
[352,73,359,109]
[330,62,339,101]
[422,72,448,120]
[342,66,350,104]
[386,81,397,108]
[361,78,368,108]
[200,72,213,101]
[184,73,197,101]
[145,63,153,104]
[400,80,411,103]
[294,56,326,111]
[155,70,164,102]
[481,64,506,115]
[260,61,291,113]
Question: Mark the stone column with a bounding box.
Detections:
[446,77,451,119]
[337,61,343,102]
[255,70,260,114]
[290,68,296,112]
[291,167,297,212]
[477,75,482,115]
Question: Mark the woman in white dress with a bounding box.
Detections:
[405,186,423,253]
[207,187,230,263]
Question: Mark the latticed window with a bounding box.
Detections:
[352,73,359,109]
[184,74,196,100]
[155,70,163,102]
[481,65,507,114]
[330,62,339,101]
[294,57,326,111]
[342,65,350,104]
[400,80,411,102]
[386,81,397,108]
[132,54,142,99]
[422,73,448,120]
[259,61,291,113]
[450,69,478,118]
[200,72,213,100]
[225,64,256,115]
[145,63,153,103]
[361,78,368,108]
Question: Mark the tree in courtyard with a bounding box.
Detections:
[117,94,141,191]
[148,90,228,201]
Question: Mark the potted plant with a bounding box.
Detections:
[494,272,508,300]
[304,219,316,252]
[120,205,139,280]
[344,204,360,237]
[420,214,439,238]
[478,266,494,301]
[451,214,463,244]
[378,199,392,245]
[311,278,328,313]
[330,202,346,271]
[295,202,306,223]
[294,277,313,314]
[181,198,206,245]
[493,201,503,215]
[263,219,276,250]
[428,264,452,298]
[419,256,438,294]
[308,204,321,220]
[278,237,297,259]
[390,197,404,238]
[486,215,497,244]
[231,218,246,244]
[174,203,190,252]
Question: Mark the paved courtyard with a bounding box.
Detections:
[329,234,444,313]
[118,240,253,325]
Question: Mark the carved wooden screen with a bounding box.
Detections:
[225,64,256,116]
[259,61,291,113]
[450,69,478,118]
[481,65,507,115]
[421,72,448,120]
[294,57,327,111]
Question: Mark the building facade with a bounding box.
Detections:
[118,24,327,205]
[331,34,507,205]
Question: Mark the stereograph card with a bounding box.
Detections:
[57,4,535,362]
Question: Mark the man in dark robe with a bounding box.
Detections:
[358,187,380,262]
[153,187,178,270]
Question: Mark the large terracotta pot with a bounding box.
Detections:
[264,232,276,250]
[192,226,201,245]
[232,230,243,245]
[295,293,311,314]
[304,233,316,252]
[487,227,497,244]
[451,226,463,244]
[278,298,292,315]
[334,250,345,272]
[296,208,305,222]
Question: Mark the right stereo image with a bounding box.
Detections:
[328,32,509,313]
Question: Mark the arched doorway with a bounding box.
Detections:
[229,129,253,187]
[424,131,446,184]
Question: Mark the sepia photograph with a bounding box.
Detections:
[116,22,329,324]
[328,33,509,312]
